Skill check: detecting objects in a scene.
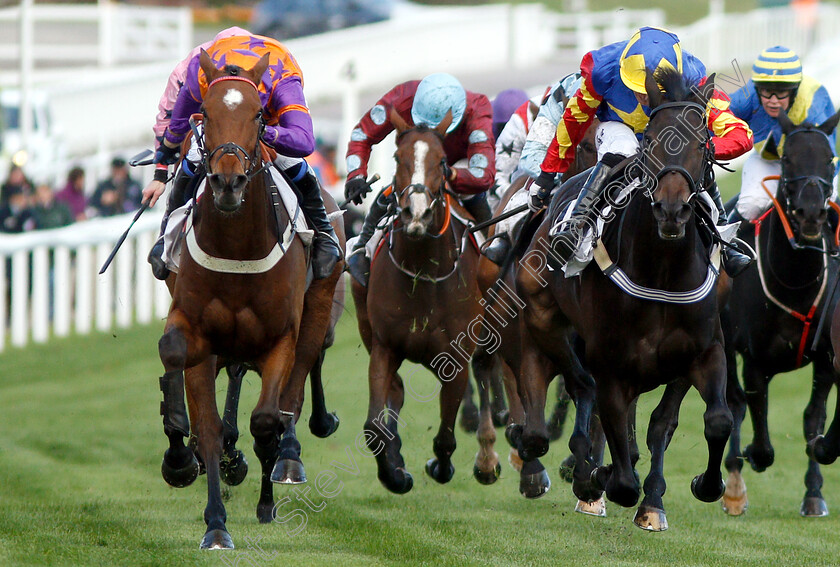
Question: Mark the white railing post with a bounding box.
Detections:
[75,245,93,335]
[11,250,29,347]
[116,236,133,328]
[53,246,71,337]
[31,246,49,343]
[135,231,153,324]
[96,243,113,332]
[154,278,170,321]
[98,0,114,67]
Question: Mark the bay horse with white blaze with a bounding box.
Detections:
[156,51,344,549]
[350,109,497,492]
[516,69,733,530]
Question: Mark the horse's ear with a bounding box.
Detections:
[777,108,795,135]
[390,107,409,133]
[199,49,219,82]
[247,53,270,84]
[436,109,453,137]
[701,73,716,104]
[644,71,662,108]
[818,109,840,137]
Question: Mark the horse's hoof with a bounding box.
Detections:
[257,501,275,524]
[492,408,510,428]
[460,405,480,433]
[271,459,307,484]
[807,436,838,465]
[691,473,725,503]
[575,497,606,517]
[473,460,501,485]
[634,506,668,531]
[309,412,340,439]
[519,431,549,461]
[519,469,551,499]
[379,467,413,494]
[508,448,523,473]
[200,529,234,550]
[558,454,576,484]
[801,496,829,518]
[722,470,748,516]
[744,443,774,472]
[220,449,248,486]
[161,451,200,488]
[425,458,455,484]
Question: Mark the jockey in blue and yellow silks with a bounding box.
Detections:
[530,26,755,276]
[728,46,838,221]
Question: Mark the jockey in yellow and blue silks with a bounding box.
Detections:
[728,46,838,221]
[531,26,755,276]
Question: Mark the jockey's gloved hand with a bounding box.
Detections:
[154,144,180,166]
[528,171,555,212]
[344,176,372,206]
[261,125,281,147]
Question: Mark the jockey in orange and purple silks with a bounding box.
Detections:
[143,32,340,281]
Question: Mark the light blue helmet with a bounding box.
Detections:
[411,73,466,134]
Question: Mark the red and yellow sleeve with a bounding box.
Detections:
[706,87,753,160]
[542,52,603,174]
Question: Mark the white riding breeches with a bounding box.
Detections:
[595,122,640,161]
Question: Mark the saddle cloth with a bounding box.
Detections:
[549,180,735,278]
[163,166,314,274]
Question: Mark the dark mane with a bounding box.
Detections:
[653,66,701,103]
[223,64,243,76]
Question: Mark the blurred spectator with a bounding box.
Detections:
[491,88,529,140]
[89,157,143,217]
[0,184,35,232]
[32,182,74,230]
[308,142,340,188]
[55,166,88,222]
[1,164,34,208]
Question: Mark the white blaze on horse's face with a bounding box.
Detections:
[223,88,244,111]
[407,139,431,231]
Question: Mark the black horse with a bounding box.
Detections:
[722,109,840,517]
[515,68,732,530]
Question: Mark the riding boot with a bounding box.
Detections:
[293,168,341,280]
[483,233,511,265]
[148,165,196,281]
[707,182,753,277]
[462,193,493,227]
[550,157,617,266]
[347,189,392,286]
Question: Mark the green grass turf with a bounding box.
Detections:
[2,296,840,566]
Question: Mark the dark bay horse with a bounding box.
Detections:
[350,109,496,492]
[156,51,345,549]
[516,69,732,530]
[723,109,840,517]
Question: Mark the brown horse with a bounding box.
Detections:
[516,69,732,530]
[155,51,345,549]
[350,109,496,492]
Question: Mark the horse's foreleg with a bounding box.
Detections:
[634,379,690,531]
[459,376,480,433]
[470,345,500,485]
[742,357,774,472]
[808,365,840,467]
[219,364,248,487]
[547,376,572,441]
[366,341,412,494]
[158,321,201,489]
[688,343,732,506]
[186,357,232,549]
[251,332,298,523]
[800,353,832,517]
[426,365,469,485]
[517,328,553,462]
[722,323,748,516]
[308,348,340,438]
[593,376,639,508]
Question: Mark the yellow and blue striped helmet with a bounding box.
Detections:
[751,46,802,84]
[619,27,683,94]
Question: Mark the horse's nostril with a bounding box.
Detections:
[232,174,248,192]
[421,208,433,222]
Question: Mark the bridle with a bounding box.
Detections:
[194,75,271,182]
[637,101,714,199]
[778,126,834,216]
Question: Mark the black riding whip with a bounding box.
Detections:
[98,149,159,274]
[339,174,380,209]
[469,203,529,234]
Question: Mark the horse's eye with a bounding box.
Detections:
[394,156,400,165]
[644,135,653,146]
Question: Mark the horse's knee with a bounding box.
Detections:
[704,408,733,442]
[159,327,188,369]
[250,411,279,442]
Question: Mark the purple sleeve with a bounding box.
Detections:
[164,56,203,146]
[264,76,315,157]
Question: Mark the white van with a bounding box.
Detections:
[0,89,66,184]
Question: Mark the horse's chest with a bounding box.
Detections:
[197,295,299,355]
